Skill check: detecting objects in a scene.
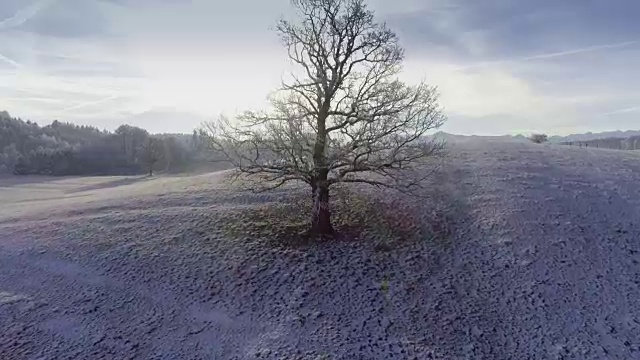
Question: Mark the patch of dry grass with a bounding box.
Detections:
[219,185,453,248]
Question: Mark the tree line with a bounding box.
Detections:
[561,136,640,150]
[0,110,216,176]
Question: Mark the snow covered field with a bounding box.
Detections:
[1,139,639,359]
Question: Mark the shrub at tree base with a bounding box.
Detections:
[529,134,548,144]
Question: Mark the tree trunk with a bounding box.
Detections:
[149,168,153,176]
[311,179,333,235]
[310,100,332,235]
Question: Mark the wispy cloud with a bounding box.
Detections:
[1,0,639,134]
[57,94,122,114]
[0,0,56,30]
[0,52,20,67]
[602,105,640,116]
[454,40,639,71]
[3,96,65,104]
[520,40,639,61]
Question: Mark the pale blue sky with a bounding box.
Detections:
[0,0,638,135]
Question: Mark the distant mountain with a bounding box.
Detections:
[432,130,640,144]
[549,130,640,143]
[122,108,210,134]
[430,132,528,143]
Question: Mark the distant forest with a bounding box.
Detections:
[0,110,218,176]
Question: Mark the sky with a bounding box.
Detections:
[0,0,639,135]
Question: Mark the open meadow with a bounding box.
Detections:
[1,139,640,359]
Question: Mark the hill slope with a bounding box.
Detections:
[1,140,639,359]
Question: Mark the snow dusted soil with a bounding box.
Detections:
[1,140,640,359]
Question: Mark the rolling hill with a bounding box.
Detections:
[1,139,639,359]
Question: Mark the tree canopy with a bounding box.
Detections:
[207,0,446,234]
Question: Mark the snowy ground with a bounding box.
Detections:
[1,140,640,359]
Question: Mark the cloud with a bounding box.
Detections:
[454,40,640,72]
[403,62,541,117]
[0,0,119,39]
[57,94,122,114]
[519,40,639,61]
[0,0,56,30]
[118,108,210,134]
[387,0,640,60]
[602,106,640,116]
[0,52,20,67]
[385,0,640,134]
[1,0,639,135]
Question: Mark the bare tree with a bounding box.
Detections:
[142,137,164,176]
[206,0,446,235]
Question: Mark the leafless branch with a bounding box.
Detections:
[202,0,446,232]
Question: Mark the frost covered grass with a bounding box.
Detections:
[1,140,640,359]
[219,184,453,248]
